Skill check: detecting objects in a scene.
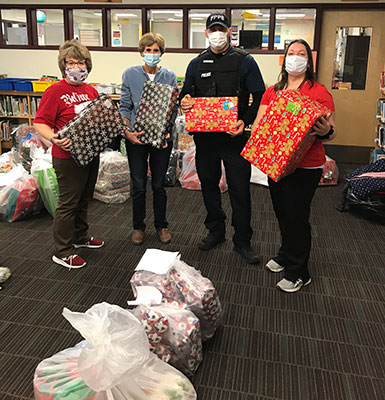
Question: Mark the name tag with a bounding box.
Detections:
[201,72,211,78]
[203,60,214,63]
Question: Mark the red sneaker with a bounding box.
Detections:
[52,255,87,269]
[73,237,104,249]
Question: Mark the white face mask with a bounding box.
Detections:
[207,31,228,51]
[285,55,308,76]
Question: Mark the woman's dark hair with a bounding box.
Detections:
[274,39,315,91]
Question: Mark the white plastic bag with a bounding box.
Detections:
[94,149,130,203]
[33,302,197,400]
[31,148,58,216]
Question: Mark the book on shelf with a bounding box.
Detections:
[0,95,29,117]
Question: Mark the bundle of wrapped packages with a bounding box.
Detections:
[94,149,130,203]
[12,124,49,173]
[33,302,197,400]
[57,94,124,167]
[179,147,227,192]
[130,291,203,377]
[185,96,238,132]
[133,81,178,149]
[130,249,222,341]
[0,154,42,222]
[174,116,195,152]
[241,89,331,182]
[31,147,59,216]
[319,155,339,186]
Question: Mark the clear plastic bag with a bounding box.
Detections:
[165,150,180,187]
[33,302,197,400]
[94,150,130,203]
[31,148,59,216]
[132,301,202,377]
[179,148,227,192]
[319,155,339,186]
[131,258,223,341]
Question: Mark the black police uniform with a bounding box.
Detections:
[180,46,265,249]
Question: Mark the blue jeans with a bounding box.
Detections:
[125,140,172,231]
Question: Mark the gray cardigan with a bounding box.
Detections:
[120,65,178,134]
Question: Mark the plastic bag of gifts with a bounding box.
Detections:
[130,249,222,341]
[11,124,49,173]
[57,94,124,167]
[133,81,178,149]
[0,154,42,222]
[128,286,203,377]
[319,155,339,186]
[31,147,59,216]
[179,147,227,192]
[33,302,197,400]
[94,149,130,203]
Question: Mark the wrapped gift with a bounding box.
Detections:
[57,94,124,167]
[241,90,330,182]
[133,301,203,377]
[185,96,238,132]
[133,81,178,149]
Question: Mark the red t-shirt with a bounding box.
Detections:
[260,81,335,168]
[34,80,99,158]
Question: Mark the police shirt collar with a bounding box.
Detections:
[208,45,232,57]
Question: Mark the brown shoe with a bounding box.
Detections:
[131,230,144,245]
[158,228,172,244]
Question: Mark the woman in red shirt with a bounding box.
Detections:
[34,40,104,269]
[251,39,336,293]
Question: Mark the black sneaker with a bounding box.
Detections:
[234,247,260,264]
[198,233,225,250]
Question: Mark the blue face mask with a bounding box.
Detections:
[143,53,161,67]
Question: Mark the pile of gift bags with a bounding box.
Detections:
[129,249,223,376]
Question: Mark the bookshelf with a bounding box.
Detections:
[0,90,43,153]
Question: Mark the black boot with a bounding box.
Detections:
[234,246,260,264]
[198,233,225,250]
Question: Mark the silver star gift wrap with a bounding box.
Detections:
[57,94,124,166]
[133,81,178,149]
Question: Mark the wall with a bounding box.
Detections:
[0,48,282,86]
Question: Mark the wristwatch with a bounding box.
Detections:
[317,125,334,140]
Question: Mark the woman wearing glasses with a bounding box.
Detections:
[34,40,104,269]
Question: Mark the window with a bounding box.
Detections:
[111,9,141,47]
[37,9,64,46]
[188,9,225,49]
[73,9,103,47]
[149,9,182,48]
[275,8,316,50]
[231,9,270,50]
[1,9,28,45]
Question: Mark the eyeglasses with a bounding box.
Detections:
[65,60,86,68]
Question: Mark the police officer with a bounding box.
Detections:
[180,13,265,264]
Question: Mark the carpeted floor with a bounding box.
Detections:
[1,163,385,400]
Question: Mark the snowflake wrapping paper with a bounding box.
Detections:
[57,94,124,167]
[241,90,330,182]
[185,96,238,132]
[133,81,178,149]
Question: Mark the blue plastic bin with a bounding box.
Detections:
[0,78,14,90]
[0,78,36,91]
[13,80,34,91]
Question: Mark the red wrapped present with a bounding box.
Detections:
[185,96,238,132]
[241,90,330,182]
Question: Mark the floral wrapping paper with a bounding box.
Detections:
[241,90,330,182]
[57,94,124,167]
[133,301,203,377]
[185,96,238,132]
[133,81,178,149]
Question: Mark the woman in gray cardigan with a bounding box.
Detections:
[120,33,177,246]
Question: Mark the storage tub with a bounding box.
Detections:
[32,81,56,92]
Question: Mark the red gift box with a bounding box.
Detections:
[185,96,238,132]
[241,90,330,181]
